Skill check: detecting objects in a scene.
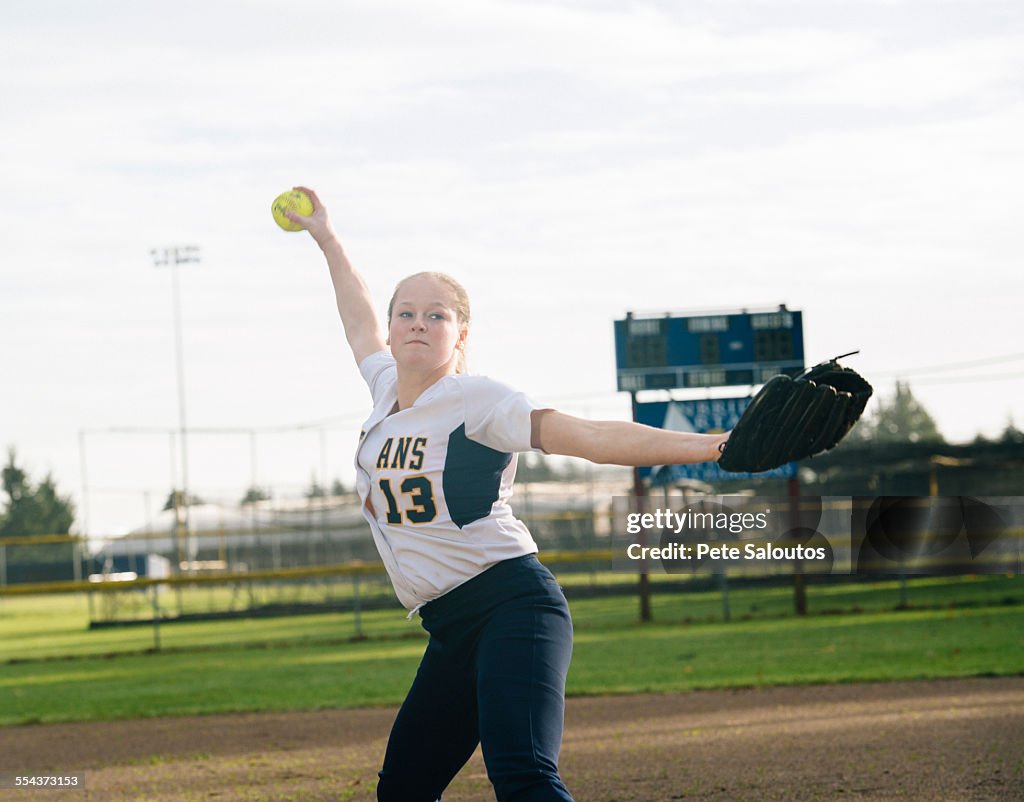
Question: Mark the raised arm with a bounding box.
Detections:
[532,410,728,466]
[285,186,387,365]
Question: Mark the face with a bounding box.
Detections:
[388,275,467,374]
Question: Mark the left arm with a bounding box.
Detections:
[532,410,727,466]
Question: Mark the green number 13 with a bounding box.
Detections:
[378,477,438,524]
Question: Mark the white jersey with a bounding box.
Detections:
[355,350,542,611]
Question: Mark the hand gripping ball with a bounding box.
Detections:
[271,190,313,232]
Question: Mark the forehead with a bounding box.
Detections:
[393,276,456,307]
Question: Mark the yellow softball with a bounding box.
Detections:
[271,190,313,232]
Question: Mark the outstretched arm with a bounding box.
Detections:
[532,410,727,466]
[286,186,387,365]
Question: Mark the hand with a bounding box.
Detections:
[285,186,338,250]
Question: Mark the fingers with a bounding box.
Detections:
[280,186,321,228]
[282,186,337,247]
[293,185,322,209]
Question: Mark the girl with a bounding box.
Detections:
[287,187,728,802]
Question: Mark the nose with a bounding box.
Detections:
[410,315,427,331]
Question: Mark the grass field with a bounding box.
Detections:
[0,575,1020,726]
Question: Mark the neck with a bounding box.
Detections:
[396,363,457,410]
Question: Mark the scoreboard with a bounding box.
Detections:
[614,308,805,392]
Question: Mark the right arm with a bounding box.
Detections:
[532,410,728,466]
[286,186,387,365]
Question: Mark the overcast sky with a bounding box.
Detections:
[2,0,1022,536]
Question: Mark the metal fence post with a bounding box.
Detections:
[151,584,162,651]
[352,569,363,639]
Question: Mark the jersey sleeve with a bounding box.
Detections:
[358,350,397,406]
[460,376,542,453]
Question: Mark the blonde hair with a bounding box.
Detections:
[387,272,471,373]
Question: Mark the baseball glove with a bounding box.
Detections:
[717,354,873,473]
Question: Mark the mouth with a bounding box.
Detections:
[406,339,429,346]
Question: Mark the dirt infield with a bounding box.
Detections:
[3,677,1022,801]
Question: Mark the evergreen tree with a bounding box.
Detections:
[0,448,75,538]
[515,452,559,482]
[848,381,944,444]
[305,475,326,499]
[161,489,205,512]
[1000,416,1024,445]
[240,486,272,505]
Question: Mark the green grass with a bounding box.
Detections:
[1,574,1015,662]
[0,575,1020,726]
[570,605,1023,692]
[567,573,1022,627]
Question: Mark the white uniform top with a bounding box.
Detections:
[355,350,542,611]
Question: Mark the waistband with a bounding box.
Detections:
[419,554,555,624]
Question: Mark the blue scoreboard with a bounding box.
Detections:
[614,307,805,392]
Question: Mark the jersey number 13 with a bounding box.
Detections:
[378,477,438,524]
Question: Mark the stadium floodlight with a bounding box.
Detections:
[150,245,201,572]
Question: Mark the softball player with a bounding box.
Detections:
[287,188,728,802]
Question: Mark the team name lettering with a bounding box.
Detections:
[410,437,427,470]
[376,436,428,470]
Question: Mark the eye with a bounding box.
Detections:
[398,311,413,318]
[430,313,447,320]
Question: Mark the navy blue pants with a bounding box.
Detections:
[377,554,575,802]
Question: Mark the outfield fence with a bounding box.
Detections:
[2,495,1020,641]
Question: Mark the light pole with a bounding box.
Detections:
[150,245,200,573]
